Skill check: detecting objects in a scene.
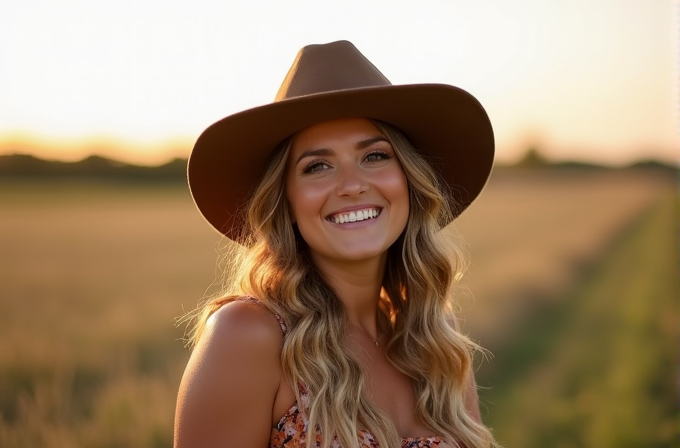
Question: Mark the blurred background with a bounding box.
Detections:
[0,1,677,447]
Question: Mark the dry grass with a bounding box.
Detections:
[0,170,675,447]
[0,182,218,447]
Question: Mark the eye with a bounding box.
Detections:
[302,159,331,174]
[364,150,391,163]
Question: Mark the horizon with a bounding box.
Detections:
[0,1,677,166]
[0,134,676,169]
[2,147,676,170]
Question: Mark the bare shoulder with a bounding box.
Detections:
[205,299,285,346]
[174,300,284,448]
[192,300,285,382]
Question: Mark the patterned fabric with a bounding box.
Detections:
[236,298,455,448]
[269,385,455,447]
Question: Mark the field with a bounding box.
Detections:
[0,169,676,447]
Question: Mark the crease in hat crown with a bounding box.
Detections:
[275,40,392,101]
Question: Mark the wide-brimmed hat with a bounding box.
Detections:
[188,40,494,239]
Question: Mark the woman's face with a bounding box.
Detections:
[285,118,409,265]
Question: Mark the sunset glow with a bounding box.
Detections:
[0,0,676,166]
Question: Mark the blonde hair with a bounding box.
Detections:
[183,120,498,448]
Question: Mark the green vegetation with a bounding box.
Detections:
[0,154,187,182]
[478,193,678,447]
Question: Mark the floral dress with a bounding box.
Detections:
[269,384,455,448]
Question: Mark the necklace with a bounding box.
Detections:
[347,312,391,347]
[350,323,386,346]
[373,327,390,346]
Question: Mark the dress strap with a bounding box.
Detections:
[239,296,287,336]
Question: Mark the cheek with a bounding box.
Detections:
[286,182,327,223]
[379,166,409,203]
[286,186,326,247]
[383,168,410,230]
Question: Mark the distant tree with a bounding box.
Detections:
[0,153,187,182]
[515,147,548,168]
[0,154,66,175]
[628,160,678,173]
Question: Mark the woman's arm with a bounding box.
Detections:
[174,301,284,448]
[464,373,482,424]
[444,312,483,423]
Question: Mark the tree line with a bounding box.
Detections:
[0,151,675,181]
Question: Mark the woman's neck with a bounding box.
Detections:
[311,253,386,337]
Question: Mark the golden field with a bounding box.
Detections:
[0,168,676,447]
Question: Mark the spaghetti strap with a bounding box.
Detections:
[238,296,287,336]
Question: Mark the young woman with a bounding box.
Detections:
[174,41,499,448]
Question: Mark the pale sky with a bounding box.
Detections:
[0,0,676,166]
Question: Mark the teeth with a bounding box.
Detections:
[331,208,380,224]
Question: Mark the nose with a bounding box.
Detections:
[335,164,368,197]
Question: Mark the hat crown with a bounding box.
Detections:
[275,40,392,101]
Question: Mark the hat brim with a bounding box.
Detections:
[188,83,494,239]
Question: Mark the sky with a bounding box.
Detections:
[0,0,677,166]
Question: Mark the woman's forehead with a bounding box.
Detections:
[289,118,385,155]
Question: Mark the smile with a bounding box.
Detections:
[327,208,382,224]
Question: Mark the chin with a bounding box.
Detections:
[330,243,390,262]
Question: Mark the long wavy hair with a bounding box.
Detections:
[184,120,499,448]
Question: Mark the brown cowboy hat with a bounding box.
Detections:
[188,40,494,239]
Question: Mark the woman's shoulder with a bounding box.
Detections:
[175,298,285,447]
[186,295,287,381]
[206,297,286,340]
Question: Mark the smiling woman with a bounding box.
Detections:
[175,40,499,448]
[285,119,409,264]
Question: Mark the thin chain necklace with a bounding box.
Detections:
[350,321,387,346]
[373,326,390,346]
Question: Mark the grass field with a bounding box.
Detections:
[477,189,678,448]
[0,170,676,447]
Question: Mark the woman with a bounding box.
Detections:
[175,41,499,448]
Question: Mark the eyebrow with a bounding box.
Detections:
[356,136,390,149]
[294,136,390,165]
[295,148,333,165]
